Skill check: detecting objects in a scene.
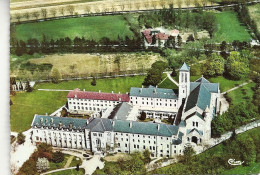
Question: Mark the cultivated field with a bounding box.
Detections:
[212,11,251,42]
[10,0,216,23]
[29,53,165,76]
[248,4,260,35]
[10,76,145,132]
[15,15,134,41]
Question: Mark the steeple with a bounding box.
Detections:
[178,63,190,107]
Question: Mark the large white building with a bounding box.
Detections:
[31,63,220,157]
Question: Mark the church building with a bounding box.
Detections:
[31,63,220,157]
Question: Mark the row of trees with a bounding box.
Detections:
[12,0,216,23]
[12,35,144,56]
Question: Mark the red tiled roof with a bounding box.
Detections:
[67,89,130,102]
[156,33,169,40]
[142,29,151,36]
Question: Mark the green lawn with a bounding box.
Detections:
[15,15,135,41]
[208,76,249,92]
[158,77,178,90]
[212,11,251,42]
[69,156,82,167]
[221,162,260,174]
[48,168,85,175]
[227,82,256,106]
[10,76,145,132]
[49,154,71,171]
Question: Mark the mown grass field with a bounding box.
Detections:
[15,15,134,41]
[221,162,260,174]
[10,76,145,132]
[212,11,251,42]
[227,82,256,106]
[158,77,178,90]
[248,4,260,35]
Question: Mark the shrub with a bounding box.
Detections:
[52,151,64,163]
[17,132,26,145]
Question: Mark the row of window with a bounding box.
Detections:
[115,133,170,140]
[192,121,199,127]
[130,97,177,103]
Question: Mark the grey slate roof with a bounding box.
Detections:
[172,132,184,145]
[114,120,179,137]
[31,115,87,131]
[108,102,132,120]
[179,62,190,72]
[185,83,211,112]
[195,77,210,83]
[185,112,204,121]
[85,118,113,132]
[130,86,177,99]
[187,128,203,135]
[190,82,219,93]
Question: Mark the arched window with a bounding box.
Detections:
[187,137,190,142]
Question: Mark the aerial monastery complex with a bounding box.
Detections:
[31,63,221,157]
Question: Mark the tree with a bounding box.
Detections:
[139,112,146,120]
[91,76,97,86]
[143,149,151,164]
[59,7,65,16]
[50,8,57,17]
[186,34,195,42]
[23,12,30,20]
[177,35,182,47]
[67,5,75,15]
[32,11,40,20]
[36,158,50,172]
[205,53,225,77]
[14,13,21,22]
[17,132,26,145]
[182,146,196,164]
[225,51,250,80]
[41,9,47,19]
[85,5,91,13]
[52,151,64,163]
[60,107,68,117]
[25,79,33,92]
[171,69,177,77]
[253,89,260,113]
[51,68,61,83]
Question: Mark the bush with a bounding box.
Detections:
[17,132,26,145]
[52,151,64,163]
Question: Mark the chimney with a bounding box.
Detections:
[119,98,121,101]
[156,85,158,88]
[74,94,77,98]
[69,123,73,129]
[129,121,132,128]
[45,113,48,116]
[119,91,120,94]
[51,118,54,124]
[157,124,160,131]
[86,120,89,125]
[83,89,85,92]
[112,91,114,94]
[99,90,101,93]
[59,121,63,128]
[112,121,115,127]
[40,118,43,124]
[126,92,128,94]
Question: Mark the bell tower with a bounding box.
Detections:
[178,62,190,106]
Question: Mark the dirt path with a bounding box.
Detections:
[64,155,74,168]
[167,73,179,87]
[221,80,252,95]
